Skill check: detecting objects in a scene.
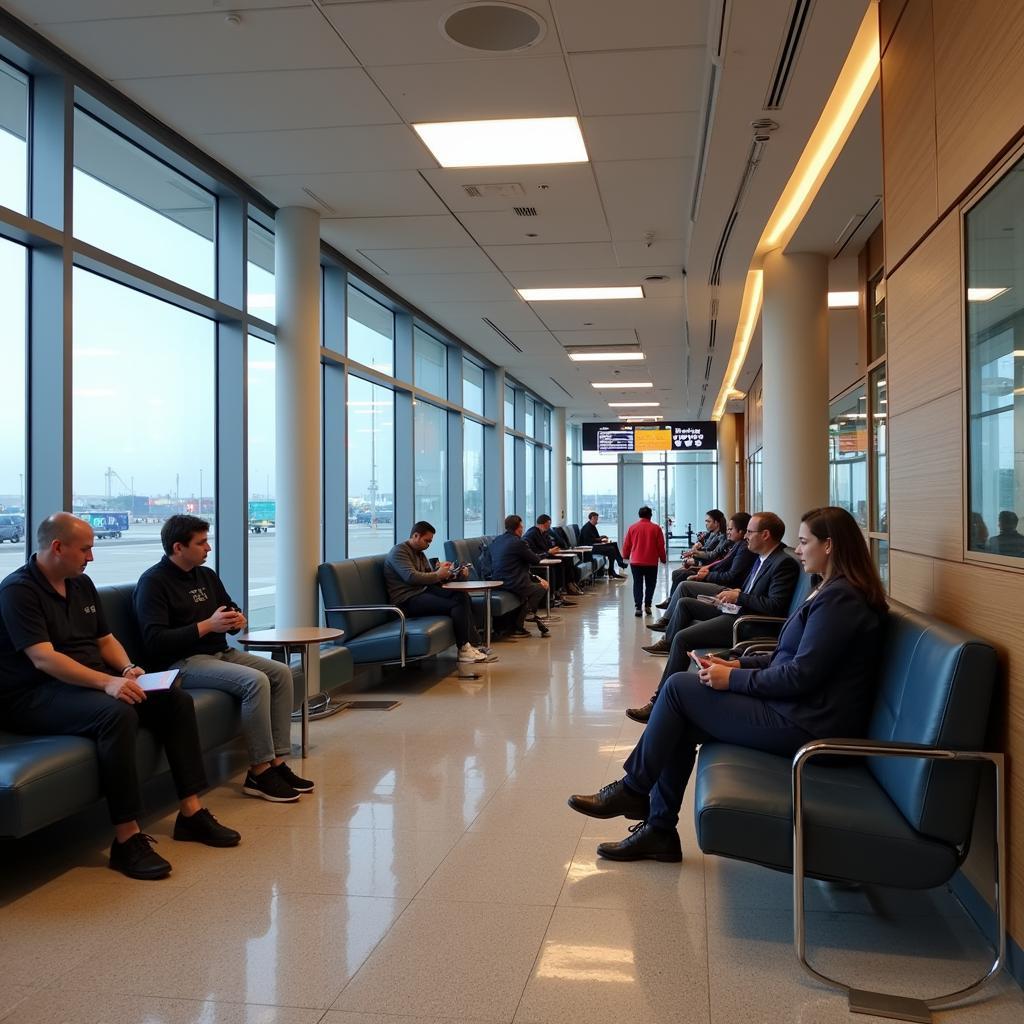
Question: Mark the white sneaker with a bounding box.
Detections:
[458,644,488,663]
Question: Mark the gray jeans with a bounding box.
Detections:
[174,648,295,765]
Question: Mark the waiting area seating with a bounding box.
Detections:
[694,604,1003,1019]
[443,535,523,626]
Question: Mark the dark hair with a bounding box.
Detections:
[587,511,599,520]
[504,514,523,531]
[730,512,751,532]
[705,509,727,532]
[161,514,210,555]
[638,506,653,519]
[411,521,435,536]
[998,510,1019,531]
[801,506,887,611]
[750,510,785,542]
[536,514,551,525]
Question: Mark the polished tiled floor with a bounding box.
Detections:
[2,576,1023,1023]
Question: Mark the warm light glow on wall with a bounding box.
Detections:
[713,270,763,421]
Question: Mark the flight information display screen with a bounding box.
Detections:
[582,421,717,453]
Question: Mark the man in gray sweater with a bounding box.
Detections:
[383,521,489,664]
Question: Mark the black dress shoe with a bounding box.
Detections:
[173,808,241,847]
[625,700,654,724]
[567,779,649,820]
[109,832,171,880]
[649,618,669,632]
[512,627,531,638]
[644,605,653,615]
[634,607,642,617]
[597,821,682,862]
[608,572,624,580]
[655,599,670,610]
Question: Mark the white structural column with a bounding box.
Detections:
[761,250,829,540]
[552,407,567,523]
[274,206,321,627]
[716,412,737,516]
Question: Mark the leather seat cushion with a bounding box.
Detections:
[344,616,455,663]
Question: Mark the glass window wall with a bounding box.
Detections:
[525,441,535,523]
[504,433,515,517]
[414,400,448,543]
[0,239,26,580]
[828,385,868,528]
[525,398,535,439]
[504,384,515,428]
[581,453,618,538]
[247,219,276,324]
[73,110,216,295]
[347,376,394,556]
[347,286,394,376]
[247,336,275,628]
[414,327,447,398]
[464,418,484,537]
[0,61,28,215]
[870,368,888,534]
[72,270,215,585]
[463,360,484,416]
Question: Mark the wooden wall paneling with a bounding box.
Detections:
[881,0,939,270]
[933,0,1024,211]
[888,390,963,562]
[886,213,962,416]
[889,548,936,610]
[880,0,911,56]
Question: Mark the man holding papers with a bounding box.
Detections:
[135,514,312,805]
[0,513,240,881]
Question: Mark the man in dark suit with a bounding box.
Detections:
[487,514,550,637]
[628,512,799,721]
[523,514,579,600]
[578,512,627,578]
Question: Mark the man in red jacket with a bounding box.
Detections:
[621,506,667,617]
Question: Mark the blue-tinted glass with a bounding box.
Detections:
[347,376,394,556]
[463,360,484,415]
[0,62,28,215]
[0,239,27,579]
[248,336,276,627]
[414,401,448,544]
[247,220,276,323]
[464,419,484,536]
[414,328,447,397]
[348,286,394,376]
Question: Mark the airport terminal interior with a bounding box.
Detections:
[2,0,1024,1021]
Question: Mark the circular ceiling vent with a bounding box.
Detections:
[441,3,547,53]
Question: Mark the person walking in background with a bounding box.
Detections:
[621,506,666,617]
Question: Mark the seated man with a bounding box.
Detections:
[578,512,626,579]
[488,514,550,638]
[0,513,240,880]
[524,514,579,601]
[987,510,1024,557]
[134,514,312,804]
[631,512,799,718]
[383,521,490,663]
[650,513,753,632]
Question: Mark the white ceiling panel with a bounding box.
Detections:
[428,299,549,335]
[459,207,610,246]
[200,124,434,177]
[594,159,693,240]
[321,215,474,250]
[368,57,576,122]
[485,242,618,272]
[529,295,685,330]
[325,0,561,66]
[387,273,516,303]
[358,247,496,274]
[33,8,356,80]
[553,0,708,52]
[554,329,641,346]
[2,0,306,22]
[421,163,600,213]
[582,113,698,162]
[613,238,688,267]
[250,170,446,217]
[570,49,706,116]
[112,68,400,134]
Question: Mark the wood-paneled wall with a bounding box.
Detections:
[880,0,1024,948]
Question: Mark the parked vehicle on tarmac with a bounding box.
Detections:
[248,500,276,534]
[78,510,129,539]
[0,513,24,543]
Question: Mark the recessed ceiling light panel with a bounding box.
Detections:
[413,116,587,168]
[608,401,660,408]
[567,351,645,361]
[517,286,644,301]
[827,291,858,308]
[591,382,652,389]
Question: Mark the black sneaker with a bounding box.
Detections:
[173,808,242,847]
[274,762,315,793]
[243,766,300,802]
[109,832,171,880]
[512,627,531,638]
[634,607,642,617]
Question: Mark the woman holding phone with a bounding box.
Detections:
[567,506,887,862]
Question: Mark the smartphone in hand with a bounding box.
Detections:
[689,651,711,671]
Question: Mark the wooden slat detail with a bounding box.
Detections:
[881,0,939,270]
[889,391,963,562]
[933,0,1024,210]
[880,0,910,56]
[887,212,962,416]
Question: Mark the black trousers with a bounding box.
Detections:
[509,582,546,627]
[591,542,625,568]
[0,680,207,825]
[403,586,479,647]
[631,564,659,608]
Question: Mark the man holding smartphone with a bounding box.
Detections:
[383,521,489,663]
[134,514,312,803]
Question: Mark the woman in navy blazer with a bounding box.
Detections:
[568,506,888,862]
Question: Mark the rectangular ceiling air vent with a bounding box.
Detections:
[549,377,573,398]
[764,0,815,110]
[482,317,523,352]
[463,182,526,199]
[301,186,335,214]
[513,206,538,217]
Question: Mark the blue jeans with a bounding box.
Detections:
[175,648,296,766]
[623,669,813,830]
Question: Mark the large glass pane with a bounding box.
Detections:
[869,274,886,362]
[666,451,717,549]
[872,537,890,592]
[464,419,484,537]
[247,336,276,628]
[504,384,515,427]
[72,270,215,585]
[748,448,763,513]
[525,398,535,439]
[525,440,535,524]
[828,385,868,528]
[347,286,394,375]
[414,327,447,398]
[870,366,888,533]
[0,61,28,215]
[247,219,276,324]
[542,447,551,519]
[543,407,551,444]
[504,432,515,516]
[347,376,394,556]
[74,110,215,295]
[414,400,447,543]
[463,359,484,415]
[966,159,1024,559]
[581,453,618,538]
[0,239,27,580]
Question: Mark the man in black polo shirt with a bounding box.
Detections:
[0,513,241,880]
